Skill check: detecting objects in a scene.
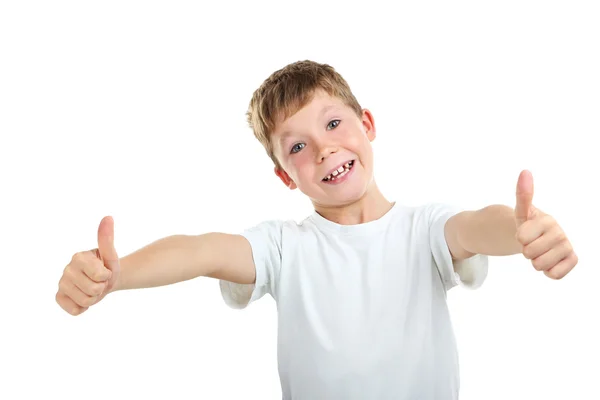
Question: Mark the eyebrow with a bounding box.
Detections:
[278,105,339,144]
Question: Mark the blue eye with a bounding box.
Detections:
[327,119,340,130]
[291,143,305,154]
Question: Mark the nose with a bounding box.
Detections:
[317,142,338,162]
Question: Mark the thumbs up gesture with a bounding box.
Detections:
[514,170,578,279]
[56,216,121,315]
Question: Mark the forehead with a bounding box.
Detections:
[273,91,346,139]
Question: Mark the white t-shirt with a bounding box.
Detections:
[220,202,488,399]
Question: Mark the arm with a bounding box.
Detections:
[444,204,521,261]
[111,232,256,293]
[56,216,258,316]
[444,170,577,280]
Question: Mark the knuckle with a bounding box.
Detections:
[72,252,96,270]
[554,229,567,243]
[69,275,86,288]
[79,295,95,308]
[63,264,74,278]
[63,263,69,275]
[70,306,84,316]
[71,252,86,263]
[532,258,545,271]
[90,265,105,281]
[90,282,105,296]
[547,269,563,280]
[522,245,534,259]
[58,278,68,293]
[67,288,87,307]
[56,291,86,316]
[67,263,84,276]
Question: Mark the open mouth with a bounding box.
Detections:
[322,160,355,182]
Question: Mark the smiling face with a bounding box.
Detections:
[271,90,377,208]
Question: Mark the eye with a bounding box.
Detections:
[327,119,340,130]
[291,143,305,154]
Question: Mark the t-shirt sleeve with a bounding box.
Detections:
[219,220,283,309]
[427,203,489,291]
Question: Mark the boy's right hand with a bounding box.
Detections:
[56,216,121,316]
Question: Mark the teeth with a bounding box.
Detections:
[336,169,349,179]
[323,160,354,182]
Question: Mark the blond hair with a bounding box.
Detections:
[247,60,363,169]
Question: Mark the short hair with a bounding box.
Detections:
[246,60,362,169]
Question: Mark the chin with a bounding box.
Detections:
[312,187,369,208]
[301,168,372,206]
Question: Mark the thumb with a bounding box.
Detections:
[515,170,534,226]
[98,216,120,272]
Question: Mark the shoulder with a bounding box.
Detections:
[387,203,464,240]
[405,202,463,224]
[241,215,316,245]
[243,215,315,234]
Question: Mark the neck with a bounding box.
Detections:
[312,180,394,225]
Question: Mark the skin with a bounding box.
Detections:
[56,91,578,317]
[269,90,578,279]
[512,170,578,279]
[271,89,394,225]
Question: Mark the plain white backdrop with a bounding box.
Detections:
[1,1,599,399]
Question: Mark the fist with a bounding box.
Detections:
[514,170,578,280]
[56,216,121,315]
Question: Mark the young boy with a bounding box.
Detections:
[56,60,578,399]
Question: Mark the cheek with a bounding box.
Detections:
[347,133,370,156]
[287,153,312,179]
[354,137,374,168]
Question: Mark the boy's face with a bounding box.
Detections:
[271,90,376,208]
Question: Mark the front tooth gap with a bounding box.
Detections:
[326,163,353,181]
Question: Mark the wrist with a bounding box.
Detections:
[464,205,522,256]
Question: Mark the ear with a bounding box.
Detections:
[361,109,376,142]
[274,167,297,190]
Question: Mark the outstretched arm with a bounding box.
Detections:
[444,170,578,280]
[56,216,257,316]
[113,232,257,292]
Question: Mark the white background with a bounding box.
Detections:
[1,1,599,399]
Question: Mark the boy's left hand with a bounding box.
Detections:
[514,170,578,279]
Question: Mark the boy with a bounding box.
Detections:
[56,60,578,399]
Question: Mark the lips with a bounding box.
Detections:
[322,160,355,182]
